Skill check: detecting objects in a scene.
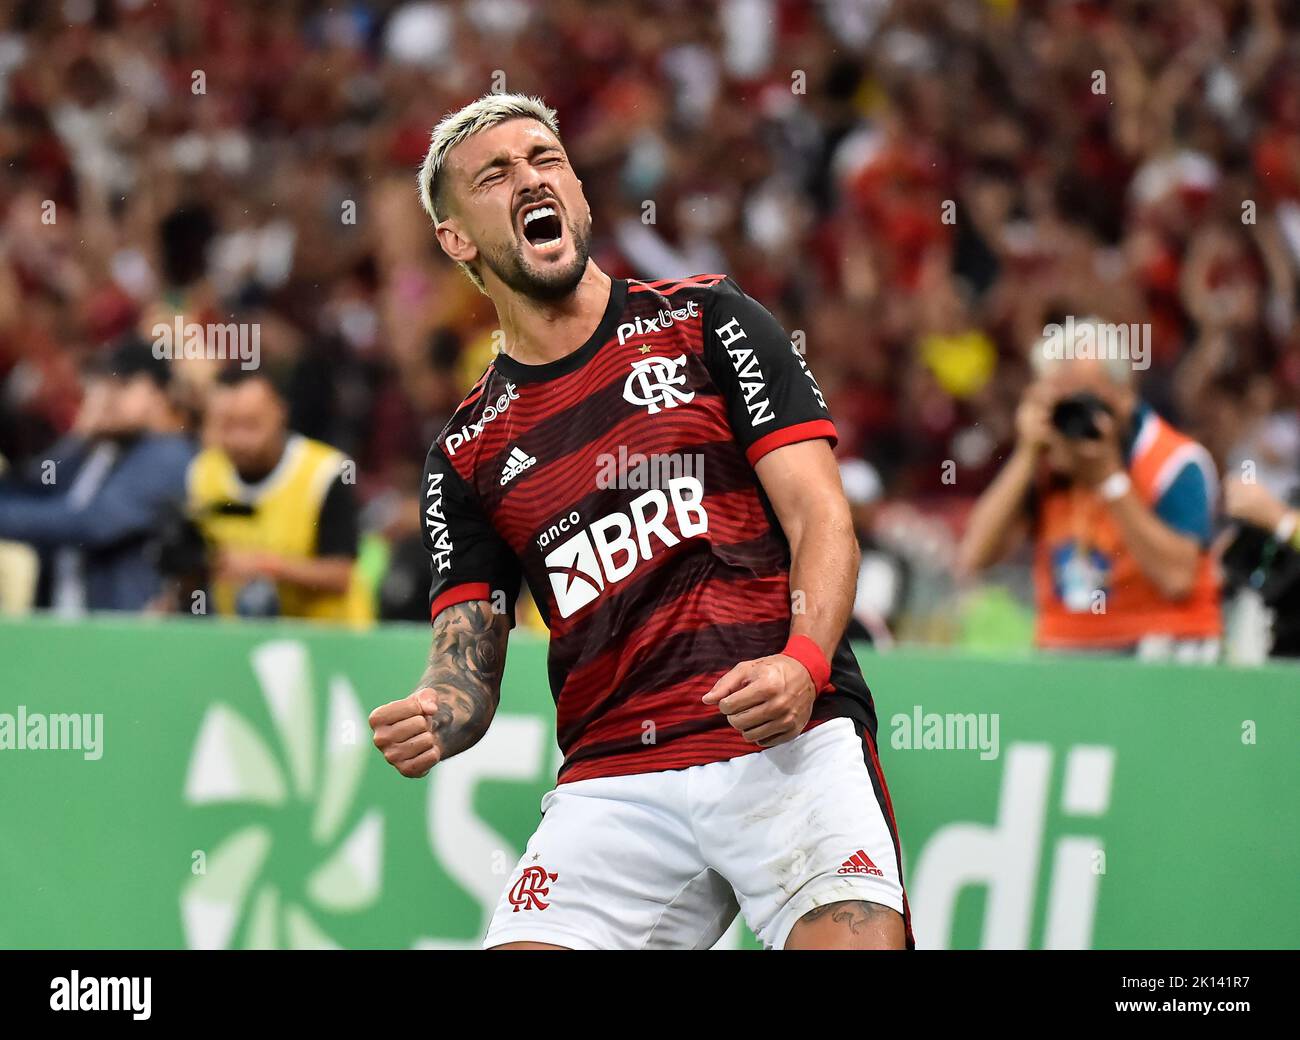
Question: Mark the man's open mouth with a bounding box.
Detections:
[520,202,563,248]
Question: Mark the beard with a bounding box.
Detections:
[478,210,592,302]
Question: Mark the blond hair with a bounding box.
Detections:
[417,93,560,293]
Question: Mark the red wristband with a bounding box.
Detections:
[782,635,832,692]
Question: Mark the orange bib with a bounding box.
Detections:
[1033,412,1221,648]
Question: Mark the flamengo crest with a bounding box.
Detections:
[623,354,695,415]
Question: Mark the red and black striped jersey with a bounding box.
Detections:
[422,274,876,783]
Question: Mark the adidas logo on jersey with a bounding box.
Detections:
[500,446,537,486]
[837,850,884,877]
[543,476,709,618]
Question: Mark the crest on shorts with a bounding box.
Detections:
[508,864,558,911]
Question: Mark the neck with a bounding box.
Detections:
[490,261,612,366]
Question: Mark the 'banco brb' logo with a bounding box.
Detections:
[180,640,383,949]
[543,477,709,618]
[623,354,695,415]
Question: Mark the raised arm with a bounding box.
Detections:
[369,599,511,778]
[956,379,1050,576]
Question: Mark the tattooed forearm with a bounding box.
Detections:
[416,599,510,758]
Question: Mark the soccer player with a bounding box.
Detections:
[368,94,912,950]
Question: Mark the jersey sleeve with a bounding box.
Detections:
[1153,455,1215,547]
[702,277,837,466]
[422,444,522,625]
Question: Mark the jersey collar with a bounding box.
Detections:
[492,279,627,385]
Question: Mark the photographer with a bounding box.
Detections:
[958,334,1221,659]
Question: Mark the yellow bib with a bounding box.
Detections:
[188,435,373,625]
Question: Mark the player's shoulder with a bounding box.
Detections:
[623,274,755,354]
[625,272,738,310]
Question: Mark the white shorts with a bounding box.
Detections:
[483,717,909,950]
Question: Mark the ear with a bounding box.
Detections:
[434,217,478,267]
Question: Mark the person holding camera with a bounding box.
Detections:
[958,336,1221,659]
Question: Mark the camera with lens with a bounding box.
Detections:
[1050,391,1112,440]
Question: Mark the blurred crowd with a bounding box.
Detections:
[1,0,1299,654]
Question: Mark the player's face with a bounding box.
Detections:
[441,119,591,300]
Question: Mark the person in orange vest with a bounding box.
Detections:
[959,330,1221,660]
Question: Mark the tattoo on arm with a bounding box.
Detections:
[799,900,897,935]
[417,600,510,759]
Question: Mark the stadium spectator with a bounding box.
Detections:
[188,369,372,624]
[0,339,193,611]
[0,0,1295,654]
[957,329,1222,660]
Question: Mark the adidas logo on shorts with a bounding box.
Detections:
[500,446,537,486]
[838,850,884,876]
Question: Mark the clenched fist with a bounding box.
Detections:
[369,691,443,778]
[701,653,817,747]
